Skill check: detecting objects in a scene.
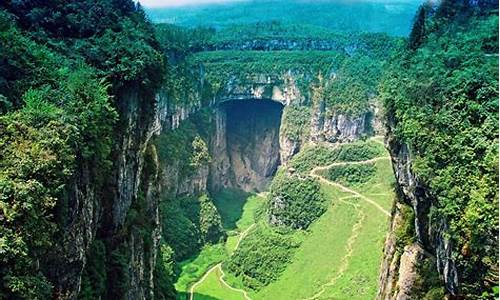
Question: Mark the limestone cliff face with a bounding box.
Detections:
[217,72,306,106]
[322,111,368,142]
[109,87,162,300]
[45,86,161,300]
[209,107,233,192]
[309,95,370,144]
[46,160,100,299]
[377,123,459,298]
[279,133,301,165]
[203,37,379,55]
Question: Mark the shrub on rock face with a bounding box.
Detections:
[267,173,326,229]
[198,194,226,244]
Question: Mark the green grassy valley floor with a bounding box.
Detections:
[176,139,395,300]
[175,190,265,300]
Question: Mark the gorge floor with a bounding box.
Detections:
[177,140,395,300]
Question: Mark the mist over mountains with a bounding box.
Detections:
[145,0,424,36]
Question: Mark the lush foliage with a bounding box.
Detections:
[0,1,165,297]
[394,205,416,250]
[280,105,311,143]
[380,1,498,297]
[78,240,107,300]
[211,188,253,231]
[267,174,326,229]
[160,194,226,261]
[1,0,164,93]
[175,244,227,293]
[322,163,377,187]
[156,108,213,180]
[289,140,386,173]
[225,224,301,290]
[154,244,177,300]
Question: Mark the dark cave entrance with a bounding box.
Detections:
[216,99,284,192]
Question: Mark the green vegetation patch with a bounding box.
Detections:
[175,244,228,293]
[160,194,226,261]
[288,144,340,173]
[190,50,343,97]
[322,163,377,187]
[225,224,302,290]
[289,140,385,173]
[267,173,326,229]
[211,188,253,231]
[381,2,498,296]
[156,108,213,180]
[280,105,312,143]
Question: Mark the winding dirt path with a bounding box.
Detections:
[218,264,253,300]
[190,154,390,300]
[302,154,391,300]
[189,222,256,300]
[303,198,366,300]
[189,264,220,300]
[309,157,391,217]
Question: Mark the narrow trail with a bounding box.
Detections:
[189,221,256,300]
[190,152,391,300]
[303,198,366,300]
[218,264,253,300]
[189,264,220,300]
[310,156,389,174]
[235,223,256,250]
[309,157,391,217]
[302,154,391,300]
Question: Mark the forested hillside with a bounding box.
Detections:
[0,1,166,298]
[0,0,498,299]
[379,0,498,298]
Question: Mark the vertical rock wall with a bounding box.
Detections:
[377,126,459,299]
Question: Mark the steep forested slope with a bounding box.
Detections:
[0,1,167,298]
[379,0,498,298]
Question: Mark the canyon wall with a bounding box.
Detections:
[377,121,458,299]
[48,48,379,299]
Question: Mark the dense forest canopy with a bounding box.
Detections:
[0,1,164,298]
[381,0,499,297]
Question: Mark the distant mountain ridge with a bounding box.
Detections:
[145,0,424,36]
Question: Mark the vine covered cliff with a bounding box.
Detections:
[377,1,498,298]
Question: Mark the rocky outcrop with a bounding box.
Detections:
[209,107,233,191]
[279,135,301,165]
[322,111,368,142]
[46,164,99,299]
[202,38,378,56]
[110,87,161,300]
[310,104,370,143]
[377,202,404,300]
[218,72,306,106]
[46,86,162,300]
[378,123,459,298]
[211,100,283,192]
[394,243,427,300]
